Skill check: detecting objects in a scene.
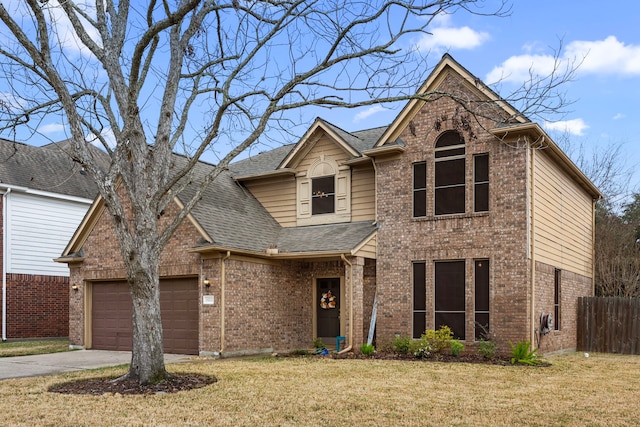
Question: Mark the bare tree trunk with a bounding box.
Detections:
[128,271,166,384]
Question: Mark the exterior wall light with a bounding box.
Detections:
[71,284,79,291]
[203,278,210,287]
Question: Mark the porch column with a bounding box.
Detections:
[346,255,365,352]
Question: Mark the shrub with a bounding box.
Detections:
[412,336,432,359]
[360,343,375,355]
[509,341,541,365]
[422,326,454,353]
[478,339,497,360]
[312,338,325,349]
[392,335,413,355]
[450,340,464,357]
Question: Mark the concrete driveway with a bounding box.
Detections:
[0,350,189,380]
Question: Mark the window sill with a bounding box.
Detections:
[412,211,490,222]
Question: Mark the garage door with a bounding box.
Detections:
[92,278,199,354]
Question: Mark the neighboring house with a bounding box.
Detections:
[0,138,105,340]
[58,54,601,356]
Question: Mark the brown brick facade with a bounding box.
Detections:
[68,193,373,354]
[535,261,592,354]
[375,73,532,353]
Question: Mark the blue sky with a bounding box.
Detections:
[318,0,640,197]
[2,1,638,198]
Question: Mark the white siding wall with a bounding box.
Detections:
[6,192,91,276]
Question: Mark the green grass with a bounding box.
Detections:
[0,339,71,357]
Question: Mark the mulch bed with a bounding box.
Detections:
[48,373,217,396]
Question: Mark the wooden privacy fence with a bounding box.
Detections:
[577,297,640,354]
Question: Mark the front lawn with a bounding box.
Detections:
[0,339,70,357]
[0,352,638,425]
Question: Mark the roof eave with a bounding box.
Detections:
[188,244,355,260]
[234,168,296,182]
[490,123,603,200]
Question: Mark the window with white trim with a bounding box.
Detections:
[297,157,351,225]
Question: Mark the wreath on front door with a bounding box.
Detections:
[320,290,336,309]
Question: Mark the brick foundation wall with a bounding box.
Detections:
[535,261,592,354]
[6,273,69,338]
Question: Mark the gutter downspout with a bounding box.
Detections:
[220,251,231,355]
[2,188,11,342]
[339,254,353,354]
[530,145,537,348]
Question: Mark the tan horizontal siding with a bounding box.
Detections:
[533,150,593,276]
[355,235,377,259]
[351,166,376,222]
[296,135,350,171]
[244,178,297,227]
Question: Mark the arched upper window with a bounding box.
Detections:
[434,130,466,215]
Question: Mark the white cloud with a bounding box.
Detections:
[487,36,640,84]
[48,0,101,57]
[565,36,640,76]
[0,92,26,111]
[544,118,589,136]
[38,123,66,134]
[415,14,489,53]
[486,54,560,85]
[613,113,626,120]
[86,128,116,149]
[354,105,387,123]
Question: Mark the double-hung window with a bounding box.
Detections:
[312,176,335,215]
[474,154,489,212]
[413,162,427,217]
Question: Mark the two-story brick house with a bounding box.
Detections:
[58,54,601,356]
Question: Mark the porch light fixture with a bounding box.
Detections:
[203,277,210,287]
[71,284,79,291]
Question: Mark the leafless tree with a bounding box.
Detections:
[0,0,575,384]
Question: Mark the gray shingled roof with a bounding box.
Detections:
[173,157,281,253]
[0,138,109,199]
[276,221,376,254]
[229,144,295,177]
[181,157,377,255]
[229,121,388,178]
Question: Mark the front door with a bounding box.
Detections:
[317,277,341,342]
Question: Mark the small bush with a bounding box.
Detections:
[422,325,454,353]
[450,340,464,357]
[360,343,375,355]
[312,338,325,349]
[290,349,309,356]
[392,335,413,355]
[478,340,497,360]
[509,341,541,365]
[412,336,432,359]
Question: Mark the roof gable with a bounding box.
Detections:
[375,53,526,148]
[278,118,364,169]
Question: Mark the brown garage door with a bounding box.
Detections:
[92,278,199,354]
